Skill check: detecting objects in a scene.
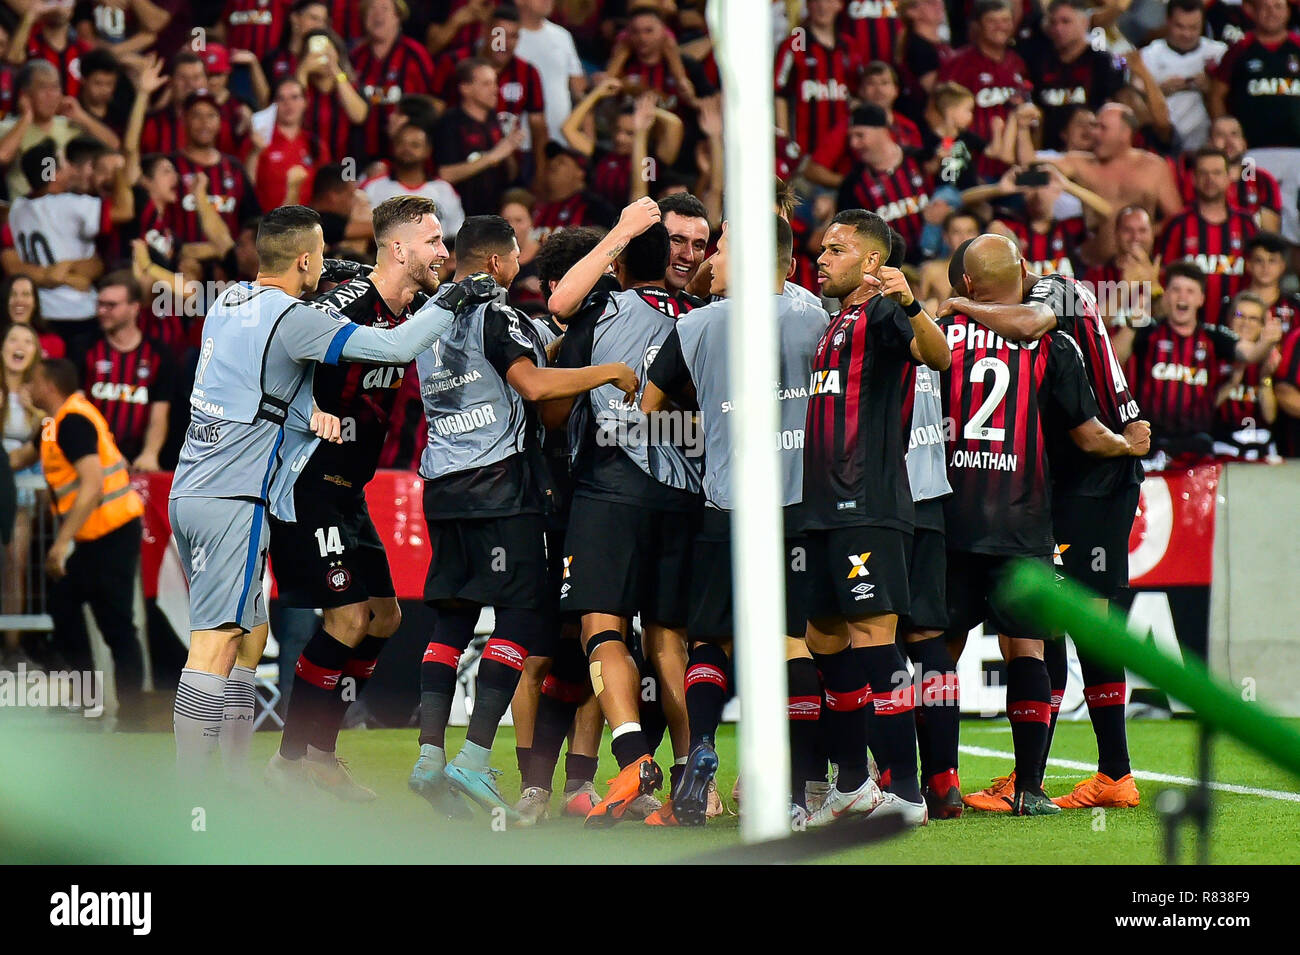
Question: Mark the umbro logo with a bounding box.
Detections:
[846,552,871,579]
[851,582,875,600]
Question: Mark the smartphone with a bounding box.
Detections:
[308,35,331,56]
[1014,168,1050,188]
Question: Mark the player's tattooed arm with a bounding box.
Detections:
[547,197,662,318]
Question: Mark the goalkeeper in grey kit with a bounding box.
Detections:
[168,205,498,781]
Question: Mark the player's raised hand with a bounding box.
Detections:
[606,362,639,401]
[1123,419,1151,457]
[311,410,344,444]
[615,196,662,238]
[877,266,916,307]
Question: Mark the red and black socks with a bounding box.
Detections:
[859,643,922,803]
[419,606,478,750]
[466,609,536,750]
[281,626,352,760]
[524,639,590,791]
[906,636,960,789]
[1006,655,1052,794]
[312,634,387,754]
[1039,637,1068,780]
[787,657,822,809]
[685,642,730,750]
[1081,657,1131,780]
[812,647,872,792]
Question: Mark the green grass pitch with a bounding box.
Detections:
[3,719,1298,864]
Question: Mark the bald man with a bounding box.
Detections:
[940,240,1151,812]
[1041,103,1184,266]
[937,234,1147,815]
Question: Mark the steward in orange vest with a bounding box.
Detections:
[9,358,146,722]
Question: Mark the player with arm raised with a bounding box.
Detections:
[938,234,1148,816]
[168,204,496,782]
[263,195,452,798]
[801,209,951,828]
[639,216,831,828]
[940,242,1149,811]
[407,216,638,821]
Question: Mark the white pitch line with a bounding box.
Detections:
[958,744,1300,804]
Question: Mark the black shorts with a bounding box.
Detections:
[560,496,694,625]
[945,551,1050,641]
[1052,485,1141,601]
[269,490,395,610]
[804,525,911,621]
[688,508,808,641]
[424,512,548,611]
[903,523,949,632]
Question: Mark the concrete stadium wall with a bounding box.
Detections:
[1210,463,1300,716]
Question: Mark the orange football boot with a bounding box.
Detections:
[644,798,680,826]
[1052,772,1140,809]
[962,771,1016,812]
[585,755,663,828]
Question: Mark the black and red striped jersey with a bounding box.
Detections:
[802,295,917,531]
[530,190,616,243]
[139,195,177,268]
[303,275,413,489]
[1273,326,1300,455]
[1214,360,1269,445]
[1028,47,1126,150]
[774,30,861,155]
[431,107,507,216]
[495,55,545,130]
[1131,321,1239,437]
[83,337,177,462]
[898,32,954,119]
[1211,30,1300,149]
[168,153,262,243]
[351,37,435,162]
[591,150,632,208]
[630,284,698,320]
[1170,152,1282,222]
[263,47,300,87]
[1263,291,1300,335]
[0,65,16,116]
[1027,274,1143,497]
[622,53,714,115]
[225,0,291,59]
[330,0,364,40]
[775,132,804,181]
[304,85,354,163]
[936,45,1031,177]
[25,31,91,97]
[839,0,904,66]
[836,154,934,262]
[1158,206,1257,328]
[377,367,426,471]
[941,316,1099,555]
[1006,217,1086,278]
[142,99,243,156]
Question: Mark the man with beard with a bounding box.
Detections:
[658,192,711,311]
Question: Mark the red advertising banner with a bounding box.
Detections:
[1127,463,1220,589]
[135,464,1222,600]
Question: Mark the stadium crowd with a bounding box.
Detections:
[1,0,1299,825]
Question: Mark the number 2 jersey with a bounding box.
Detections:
[300,275,413,493]
[1026,273,1143,498]
[941,314,1100,556]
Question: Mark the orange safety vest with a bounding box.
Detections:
[40,392,144,542]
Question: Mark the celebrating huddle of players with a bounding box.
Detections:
[168,184,1151,831]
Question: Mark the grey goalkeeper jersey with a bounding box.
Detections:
[675,293,830,510]
[171,281,456,521]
